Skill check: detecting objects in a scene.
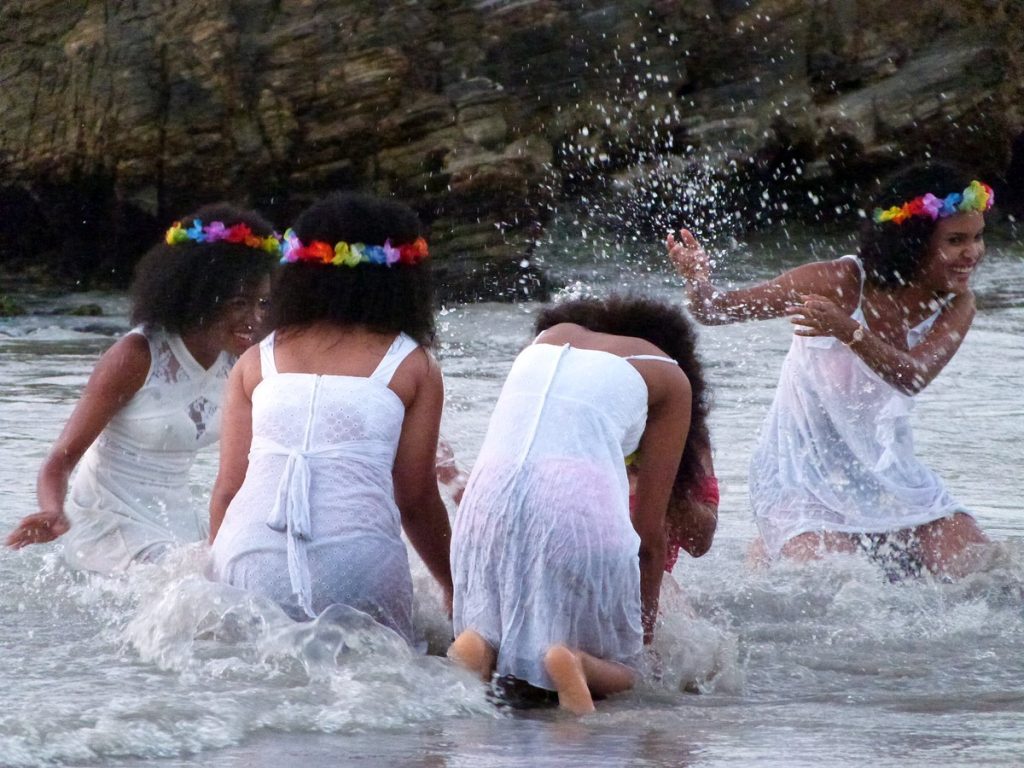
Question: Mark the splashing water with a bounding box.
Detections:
[1,223,1023,766]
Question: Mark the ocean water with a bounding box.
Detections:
[1,234,1022,767]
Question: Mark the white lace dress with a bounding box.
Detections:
[751,255,971,557]
[209,332,420,644]
[63,327,232,573]
[452,342,671,691]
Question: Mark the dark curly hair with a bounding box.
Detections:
[534,294,711,496]
[858,163,979,288]
[130,203,277,332]
[267,192,435,346]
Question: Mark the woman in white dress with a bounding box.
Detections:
[449,296,713,713]
[208,193,452,645]
[668,163,993,579]
[6,204,278,572]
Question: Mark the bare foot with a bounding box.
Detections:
[448,630,496,682]
[544,645,595,714]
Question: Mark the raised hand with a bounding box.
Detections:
[666,228,711,284]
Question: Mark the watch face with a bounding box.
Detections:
[852,326,865,343]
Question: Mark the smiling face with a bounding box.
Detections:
[207,275,272,356]
[916,212,986,295]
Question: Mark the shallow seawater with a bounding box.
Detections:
[1,234,1022,767]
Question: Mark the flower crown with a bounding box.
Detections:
[165,219,282,255]
[873,180,994,225]
[280,228,429,267]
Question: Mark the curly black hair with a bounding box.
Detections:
[858,163,980,288]
[130,203,277,332]
[267,192,435,346]
[534,294,711,496]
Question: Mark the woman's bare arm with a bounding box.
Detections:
[632,361,691,643]
[208,347,260,543]
[790,290,976,394]
[667,228,860,324]
[7,334,150,548]
[392,351,454,607]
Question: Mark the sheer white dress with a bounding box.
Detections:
[63,327,231,573]
[209,332,420,644]
[751,255,971,557]
[452,342,675,691]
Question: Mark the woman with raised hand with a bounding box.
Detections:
[668,163,993,580]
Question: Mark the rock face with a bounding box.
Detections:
[0,0,1021,297]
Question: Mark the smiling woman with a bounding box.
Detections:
[668,163,994,579]
[5,203,279,573]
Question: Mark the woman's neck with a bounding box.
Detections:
[179,329,222,369]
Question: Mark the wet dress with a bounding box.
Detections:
[452,342,676,691]
[751,255,972,557]
[209,332,420,644]
[63,327,232,573]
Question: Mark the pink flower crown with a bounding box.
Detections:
[165,219,282,256]
[873,180,994,225]
[280,228,429,267]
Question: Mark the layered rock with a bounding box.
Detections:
[0,0,1020,297]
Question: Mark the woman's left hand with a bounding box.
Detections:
[786,294,859,341]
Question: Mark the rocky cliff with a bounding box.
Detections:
[1,0,1021,298]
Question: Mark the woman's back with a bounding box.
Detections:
[453,327,688,692]
[251,331,411,529]
[210,331,420,635]
[207,190,453,643]
[481,342,650,467]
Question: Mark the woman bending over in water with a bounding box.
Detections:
[449,295,714,713]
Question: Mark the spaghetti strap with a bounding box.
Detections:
[369,333,420,386]
[623,354,678,365]
[259,333,278,378]
[840,254,866,311]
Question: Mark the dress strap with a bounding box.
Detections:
[519,343,570,464]
[259,332,278,378]
[907,294,954,348]
[126,326,157,383]
[623,354,678,365]
[840,254,866,312]
[369,333,420,385]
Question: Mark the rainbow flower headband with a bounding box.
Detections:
[280,228,429,267]
[873,180,994,224]
[165,219,281,255]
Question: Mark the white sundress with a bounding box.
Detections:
[209,332,420,644]
[452,342,675,691]
[63,327,233,573]
[751,255,970,557]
